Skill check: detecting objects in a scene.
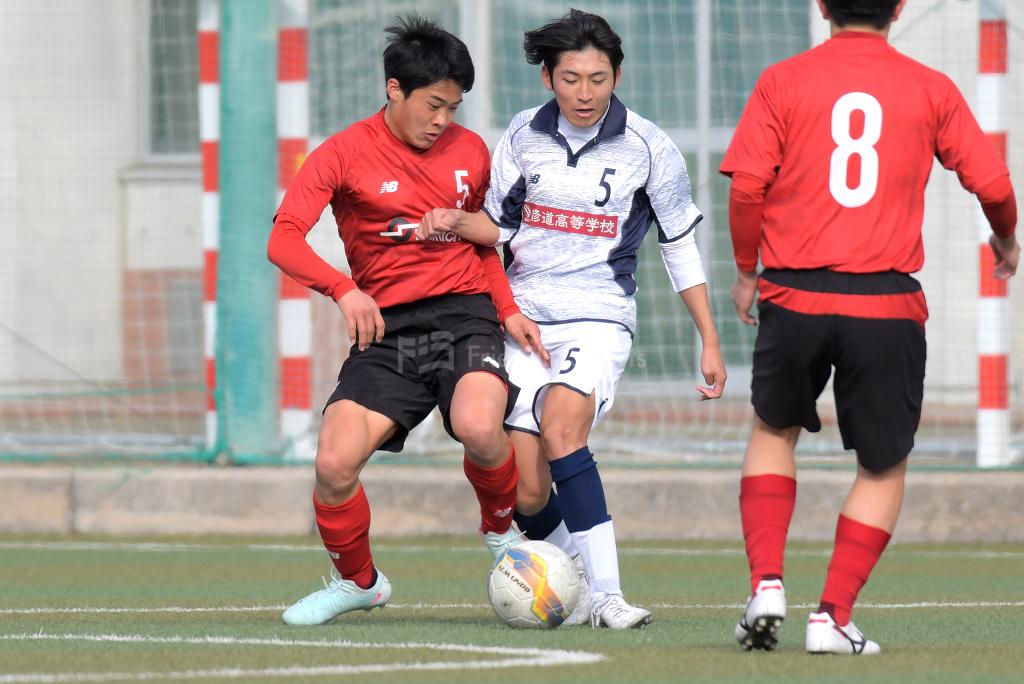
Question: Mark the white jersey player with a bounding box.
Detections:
[419,9,726,629]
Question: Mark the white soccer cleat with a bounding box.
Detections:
[735,578,787,651]
[482,527,525,562]
[281,567,391,626]
[590,592,652,629]
[805,611,881,655]
[562,552,592,626]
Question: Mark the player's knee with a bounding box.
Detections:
[450,409,504,458]
[538,419,588,458]
[314,434,364,496]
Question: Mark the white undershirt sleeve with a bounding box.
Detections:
[659,229,707,293]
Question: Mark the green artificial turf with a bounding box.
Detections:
[1,536,1021,683]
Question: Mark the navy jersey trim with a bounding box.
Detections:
[482,206,501,225]
[535,317,635,338]
[495,175,528,232]
[659,213,704,244]
[506,424,541,437]
[532,382,593,429]
[607,187,655,296]
[529,95,630,168]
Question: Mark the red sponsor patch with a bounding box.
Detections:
[522,202,618,238]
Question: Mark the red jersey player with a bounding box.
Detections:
[267,16,542,626]
[721,0,1019,654]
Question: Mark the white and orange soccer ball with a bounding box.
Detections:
[487,540,580,629]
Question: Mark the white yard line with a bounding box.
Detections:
[2,541,1023,560]
[0,633,604,683]
[2,600,1021,616]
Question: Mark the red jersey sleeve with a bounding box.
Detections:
[728,173,767,272]
[935,77,1016,237]
[466,153,490,214]
[935,76,1010,195]
[476,245,519,321]
[267,139,357,301]
[719,69,785,185]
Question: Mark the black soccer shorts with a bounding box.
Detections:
[751,272,927,473]
[326,293,514,452]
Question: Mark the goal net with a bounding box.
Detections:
[1,0,1020,466]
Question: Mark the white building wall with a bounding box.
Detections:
[0,25,17,386]
[2,1,139,384]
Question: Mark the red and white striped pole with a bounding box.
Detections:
[277,0,313,454]
[199,0,220,451]
[976,0,1010,468]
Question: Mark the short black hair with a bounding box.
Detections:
[383,15,474,97]
[523,8,624,78]
[824,0,900,30]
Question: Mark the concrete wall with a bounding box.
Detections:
[3,465,1023,543]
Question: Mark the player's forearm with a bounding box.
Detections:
[454,210,501,246]
[679,283,720,350]
[729,173,766,273]
[268,215,357,300]
[476,245,520,321]
[977,176,1017,238]
[660,233,706,293]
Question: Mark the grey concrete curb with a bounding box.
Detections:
[1,465,1022,542]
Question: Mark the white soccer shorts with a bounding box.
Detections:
[504,320,632,434]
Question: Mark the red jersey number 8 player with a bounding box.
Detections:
[722,0,1019,655]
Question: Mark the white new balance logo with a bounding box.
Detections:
[379,180,399,193]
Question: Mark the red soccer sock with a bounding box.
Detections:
[819,514,892,625]
[463,447,518,534]
[740,474,797,594]
[314,486,375,589]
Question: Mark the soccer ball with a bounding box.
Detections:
[487,540,580,629]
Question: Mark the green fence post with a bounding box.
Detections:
[217,0,278,460]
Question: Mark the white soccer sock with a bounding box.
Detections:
[543,520,579,558]
[571,519,621,596]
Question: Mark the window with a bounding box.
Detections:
[309,0,459,138]
[146,0,199,156]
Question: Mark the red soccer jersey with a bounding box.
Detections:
[270,108,497,310]
[720,31,1010,274]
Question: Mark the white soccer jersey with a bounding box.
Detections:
[483,95,703,335]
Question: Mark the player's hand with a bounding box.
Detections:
[337,288,384,351]
[503,312,550,367]
[416,208,462,241]
[732,270,758,326]
[696,342,726,400]
[990,234,1020,279]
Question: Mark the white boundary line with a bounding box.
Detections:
[2,600,1021,616]
[2,541,1023,560]
[0,633,604,683]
